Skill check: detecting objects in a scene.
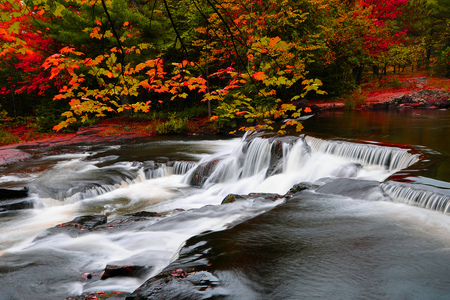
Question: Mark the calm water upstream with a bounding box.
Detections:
[0,108,450,299]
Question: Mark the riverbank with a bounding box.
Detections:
[1,75,449,153]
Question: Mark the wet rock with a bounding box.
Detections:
[0,198,34,212]
[188,159,220,187]
[126,270,222,300]
[0,187,33,212]
[67,291,123,300]
[36,214,108,239]
[265,135,305,177]
[221,193,284,204]
[101,264,151,280]
[316,178,388,201]
[62,214,108,230]
[0,187,28,200]
[0,149,32,165]
[94,211,161,231]
[221,194,248,204]
[286,182,319,196]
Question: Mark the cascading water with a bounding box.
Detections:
[382,181,450,213]
[305,136,420,171]
[1,130,449,300]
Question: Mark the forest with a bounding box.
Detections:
[0,0,449,138]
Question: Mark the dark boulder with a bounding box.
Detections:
[286,182,319,196]
[188,159,220,187]
[94,211,162,232]
[101,264,151,280]
[125,270,222,300]
[0,187,28,200]
[0,199,34,212]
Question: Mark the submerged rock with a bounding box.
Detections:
[36,214,108,239]
[221,193,284,204]
[316,178,388,201]
[0,198,34,212]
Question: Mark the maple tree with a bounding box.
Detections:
[193,0,326,133]
[0,0,59,116]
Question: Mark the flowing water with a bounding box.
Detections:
[1,109,450,299]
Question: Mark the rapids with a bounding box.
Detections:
[1,112,450,299]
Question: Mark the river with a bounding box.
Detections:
[0,108,450,299]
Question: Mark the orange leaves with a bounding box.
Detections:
[304,107,312,113]
[252,71,267,81]
[90,27,102,39]
[269,36,282,47]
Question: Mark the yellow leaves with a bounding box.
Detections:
[301,78,327,97]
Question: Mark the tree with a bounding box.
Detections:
[0,0,57,116]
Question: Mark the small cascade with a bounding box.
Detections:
[240,138,272,178]
[144,164,168,179]
[173,161,197,175]
[382,181,450,213]
[305,136,420,171]
[184,136,304,188]
[63,183,122,204]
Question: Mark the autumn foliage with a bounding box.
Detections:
[0,0,448,133]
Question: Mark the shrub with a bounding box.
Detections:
[0,130,21,145]
[155,114,191,134]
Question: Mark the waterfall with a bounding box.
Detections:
[50,164,170,204]
[184,136,299,188]
[305,136,420,171]
[144,164,168,179]
[184,134,422,192]
[173,161,197,175]
[240,138,272,178]
[382,181,450,213]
